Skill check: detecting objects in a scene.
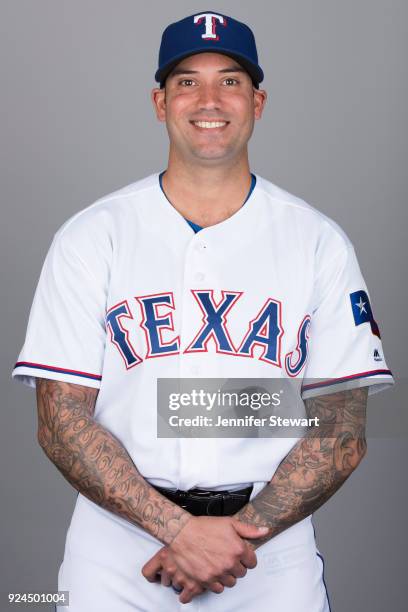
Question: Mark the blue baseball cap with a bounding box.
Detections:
[155,11,264,88]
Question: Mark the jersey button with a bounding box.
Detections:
[195,272,205,282]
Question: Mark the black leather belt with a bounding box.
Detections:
[152,484,253,516]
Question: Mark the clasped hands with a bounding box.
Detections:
[141,515,269,604]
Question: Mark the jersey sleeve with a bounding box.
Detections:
[301,240,394,400]
[12,222,109,389]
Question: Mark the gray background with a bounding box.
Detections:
[1,0,406,610]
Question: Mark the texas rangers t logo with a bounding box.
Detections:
[194,13,226,40]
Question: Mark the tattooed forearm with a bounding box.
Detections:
[36,378,191,545]
[235,387,368,549]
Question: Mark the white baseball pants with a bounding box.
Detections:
[56,492,330,612]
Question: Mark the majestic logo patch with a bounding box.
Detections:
[350,290,381,338]
[373,348,383,362]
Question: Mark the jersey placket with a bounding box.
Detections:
[177,231,219,491]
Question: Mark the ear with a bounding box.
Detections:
[253,88,267,120]
[151,87,166,122]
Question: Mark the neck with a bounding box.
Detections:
[161,152,252,227]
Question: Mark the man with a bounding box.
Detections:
[12,10,394,611]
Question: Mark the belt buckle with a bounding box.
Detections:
[205,494,224,516]
[184,489,224,516]
[177,489,189,509]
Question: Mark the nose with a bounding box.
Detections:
[197,82,222,111]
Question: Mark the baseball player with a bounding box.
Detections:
[12,10,394,612]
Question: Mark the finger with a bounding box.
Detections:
[232,520,269,539]
[178,582,205,605]
[219,574,237,588]
[172,582,183,594]
[240,545,258,570]
[141,556,163,582]
[171,572,185,594]
[146,570,162,583]
[160,570,173,588]
[171,571,202,600]
[208,581,224,594]
[230,561,247,579]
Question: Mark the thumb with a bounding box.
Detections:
[232,520,269,539]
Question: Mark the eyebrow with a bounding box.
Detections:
[169,66,246,78]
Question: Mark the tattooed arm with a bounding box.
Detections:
[234,387,368,549]
[36,377,262,602]
[35,378,191,545]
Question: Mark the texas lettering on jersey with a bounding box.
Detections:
[106,290,311,377]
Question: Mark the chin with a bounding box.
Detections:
[191,146,237,162]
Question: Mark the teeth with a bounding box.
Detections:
[194,121,227,129]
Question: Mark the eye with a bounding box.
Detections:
[223,77,239,86]
[179,79,196,87]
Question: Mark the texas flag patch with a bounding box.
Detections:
[350,290,381,338]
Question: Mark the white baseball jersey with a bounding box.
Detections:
[12,172,394,487]
[12,172,394,611]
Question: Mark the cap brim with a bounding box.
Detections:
[155,48,264,88]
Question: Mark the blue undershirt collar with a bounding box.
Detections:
[158,171,257,233]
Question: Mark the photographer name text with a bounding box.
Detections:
[168,415,320,428]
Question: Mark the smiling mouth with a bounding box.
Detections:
[191,121,229,129]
